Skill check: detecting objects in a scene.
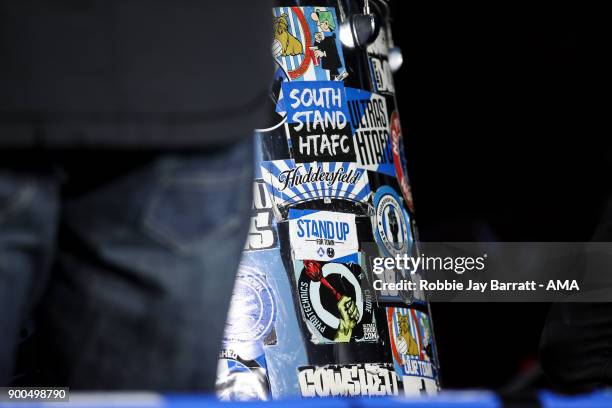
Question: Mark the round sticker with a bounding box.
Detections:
[224,265,276,344]
[297,261,376,343]
[372,185,413,257]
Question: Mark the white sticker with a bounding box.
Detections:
[289,210,358,261]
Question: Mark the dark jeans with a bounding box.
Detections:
[0,140,253,390]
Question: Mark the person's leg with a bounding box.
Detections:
[0,161,59,385]
[39,140,253,390]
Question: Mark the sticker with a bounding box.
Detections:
[372,186,413,257]
[216,265,277,401]
[261,160,370,208]
[366,26,395,95]
[298,363,400,397]
[282,81,355,163]
[386,307,439,396]
[365,250,414,304]
[346,88,394,176]
[289,209,358,261]
[224,265,276,345]
[216,349,271,401]
[245,180,279,251]
[390,111,415,212]
[240,249,309,399]
[272,6,348,83]
[294,257,377,344]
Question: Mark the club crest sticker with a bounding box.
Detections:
[217,264,277,401]
[294,257,377,344]
[289,209,358,261]
[272,6,348,83]
[235,249,310,399]
[260,159,371,209]
[386,307,439,396]
[224,265,276,345]
[298,363,400,397]
[372,186,413,257]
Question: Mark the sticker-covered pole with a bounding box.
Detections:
[217,0,441,400]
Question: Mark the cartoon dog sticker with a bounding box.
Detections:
[396,313,420,356]
[273,13,303,57]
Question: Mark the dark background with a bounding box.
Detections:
[391,2,609,390]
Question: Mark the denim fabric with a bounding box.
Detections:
[0,140,253,390]
[0,170,60,384]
